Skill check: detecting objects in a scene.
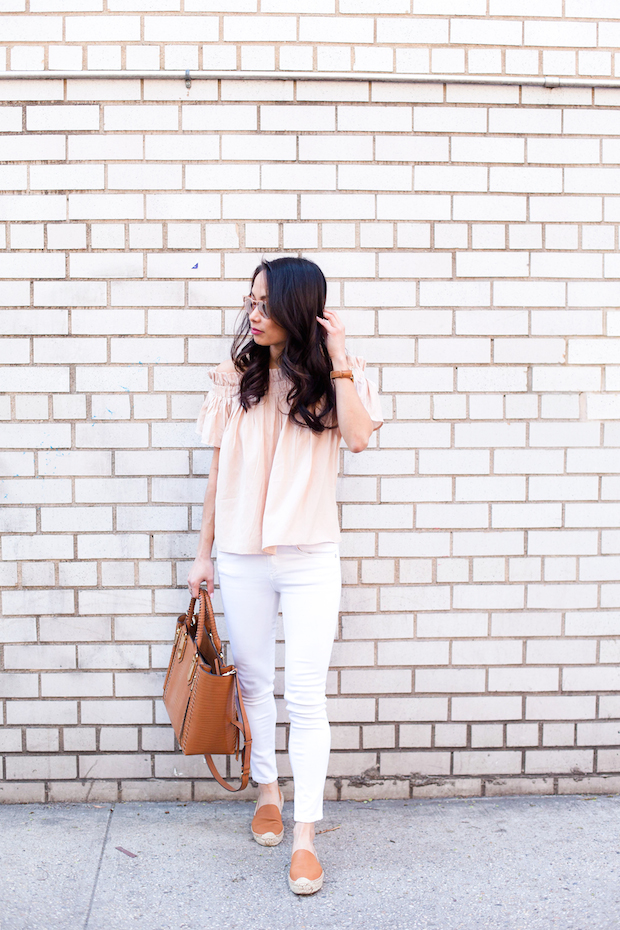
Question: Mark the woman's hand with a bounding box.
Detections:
[316,308,346,365]
[187,556,214,597]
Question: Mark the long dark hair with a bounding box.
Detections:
[230,257,336,433]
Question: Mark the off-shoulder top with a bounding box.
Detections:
[196,355,383,555]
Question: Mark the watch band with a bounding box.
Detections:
[330,369,354,382]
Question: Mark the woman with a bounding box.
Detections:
[188,256,383,895]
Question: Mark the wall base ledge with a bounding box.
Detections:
[2,775,619,804]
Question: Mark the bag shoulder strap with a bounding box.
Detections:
[204,744,250,793]
[204,674,252,792]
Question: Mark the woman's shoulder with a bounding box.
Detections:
[216,358,237,374]
[213,358,241,381]
[208,358,242,391]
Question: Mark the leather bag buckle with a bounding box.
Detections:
[187,652,198,683]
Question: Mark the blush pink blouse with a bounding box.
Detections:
[196,356,383,555]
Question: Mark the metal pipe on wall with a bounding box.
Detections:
[0,69,619,89]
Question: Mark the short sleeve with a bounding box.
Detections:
[347,355,384,430]
[195,369,241,447]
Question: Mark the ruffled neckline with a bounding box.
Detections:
[209,366,288,384]
[209,356,365,387]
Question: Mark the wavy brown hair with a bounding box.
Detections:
[230,257,336,433]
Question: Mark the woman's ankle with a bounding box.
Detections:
[292,821,315,852]
[256,780,281,808]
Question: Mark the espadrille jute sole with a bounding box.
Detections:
[288,872,324,895]
[251,826,284,847]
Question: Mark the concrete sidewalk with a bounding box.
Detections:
[1,794,619,930]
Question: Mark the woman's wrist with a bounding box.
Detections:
[330,354,348,370]
[195,543,214,560]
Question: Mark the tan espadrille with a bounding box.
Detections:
[288,848,324,895]
[251,790,284,847]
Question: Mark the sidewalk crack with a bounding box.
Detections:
[83,804,115,930]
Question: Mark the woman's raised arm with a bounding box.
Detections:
[317,309,374,454]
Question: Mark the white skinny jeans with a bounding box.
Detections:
[217,543,341,823]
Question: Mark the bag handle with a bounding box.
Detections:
[187,590,223,658]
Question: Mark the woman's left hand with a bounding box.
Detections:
[316,308,346,363]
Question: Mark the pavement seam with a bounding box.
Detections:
[83,804,115,930]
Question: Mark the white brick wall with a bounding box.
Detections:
[1,4,620,804]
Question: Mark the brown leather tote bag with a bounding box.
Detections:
[163,589,251,792]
